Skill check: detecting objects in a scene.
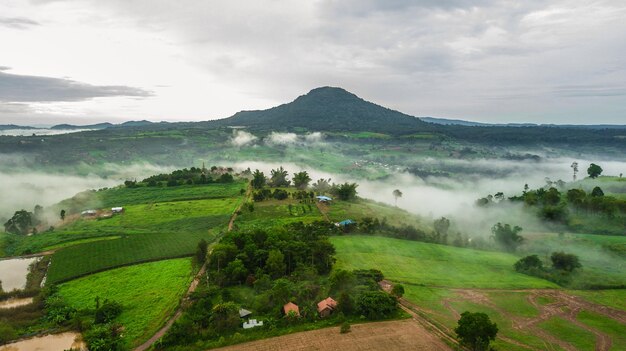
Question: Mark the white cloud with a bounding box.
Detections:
[230,130,258,147]
[1,0,625,124]
[265,132,299,145]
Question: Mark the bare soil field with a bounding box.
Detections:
[213,319,451,351]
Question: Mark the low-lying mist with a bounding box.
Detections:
[232,157,626,238]
[0,159,172,222]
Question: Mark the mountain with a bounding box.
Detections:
[216,87,432,134]
[421,117,626,129]
[50,122,114,130]
[0,124,40,130]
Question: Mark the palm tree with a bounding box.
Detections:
[392,189,403,206]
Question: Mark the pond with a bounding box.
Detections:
[0,332,84,351]
[0,257,37,292]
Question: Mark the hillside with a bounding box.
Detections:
[214,87,433,134]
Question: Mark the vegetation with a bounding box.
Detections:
[58,258,193,346]
[454,311,498,351]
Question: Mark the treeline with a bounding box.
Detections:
[250,167,359,201]
[128,166,235,187]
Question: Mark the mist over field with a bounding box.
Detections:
[233,157,626,237]
[0,159,172,222]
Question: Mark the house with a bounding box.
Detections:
[316,195,332,203]
[336,219,356,227]
[111,207,124,213]
[81,210,97,217]
[283,302,300,317]
[317,297,338,318]
[239,308,252,318]
[242,319,263,329]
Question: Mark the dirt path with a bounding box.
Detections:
[315,201,331,222]
[212,319,451,351]
[134,184,251,351]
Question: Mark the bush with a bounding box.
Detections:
[551,252,582,272]
[514,255,543,272]
[340,321,351,334]
[356,291,397,320]
[95,299,123,324]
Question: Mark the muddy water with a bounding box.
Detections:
[0,297,33,309]
[0,257,37,291]
[0,332,85,351]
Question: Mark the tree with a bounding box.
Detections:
[210,302,240,332]
[265,249,286,278]
[251,169,266,189]
[94,299,123,324]
[392,189,402,206]
[356,291,398,320]
[269,166,291,187]
[332,182,358,201]
[551,252,582,272]
[571,161,578,181]
[454,311,498,351]
[587,163,603,179]
[3,210,33,235]
[60,209,66,221]
[293,171,312,190]
[196,239,208,264]
[391,284,405,298]
[491,223,524,252]
[591,186,604,197]
[514,255,543,272]
[312,178,332,193]
[434,217,450,236]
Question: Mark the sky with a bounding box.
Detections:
[0,0,625,125]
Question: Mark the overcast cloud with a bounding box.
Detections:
[0,0,625,125]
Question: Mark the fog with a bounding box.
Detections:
[0,128,96,136]
[233,157,626,237]
[229,130,258,147]
[264,132,325,146]
[0,160,172,222]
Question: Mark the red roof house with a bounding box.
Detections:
[317,297,338,318]
[283,302,300,317]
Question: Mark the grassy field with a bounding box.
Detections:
[538,316,596,350]
[58,197,239,236]
[55,181,247,211]
[326,199,430,231]
[58,258,193,347]
[577,311,626,351]
[46,231,215,283]
[234,198,324,229]
[331,235,557,288]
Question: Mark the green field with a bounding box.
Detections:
[235,198,324,229]
[55,181,247,211]
[538,316,596,351]
[58,258,193,347]
[327,199,430,231]
[58,197,239,236]
[47,231,215,283]
[331,235,557,288]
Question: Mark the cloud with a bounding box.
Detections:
[229,130,258,147]
[0,70,152,103]
[265,132,299,145]
[0,16,39,29]
[304,132,324,143]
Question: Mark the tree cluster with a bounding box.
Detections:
[514,252,582,286]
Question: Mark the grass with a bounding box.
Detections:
[55,181,247,212]
[568,290,626,311]
[538,316,596,351]
[47,231,214,283]
[235,198,324,229]
[486,291,539,318]
[326,199,429,231]
[58,197,239,236]
[41,236,121,251]
[58,258,193,347]
[577,311,626,351]
[331,236,558,288]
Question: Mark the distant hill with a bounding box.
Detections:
[0,124,39,130]
[421,117,626,130]
[51,122,114,130]
[215,87,433,134]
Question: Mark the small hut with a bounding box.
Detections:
[316,297,338,318]
[283,302,300,317]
